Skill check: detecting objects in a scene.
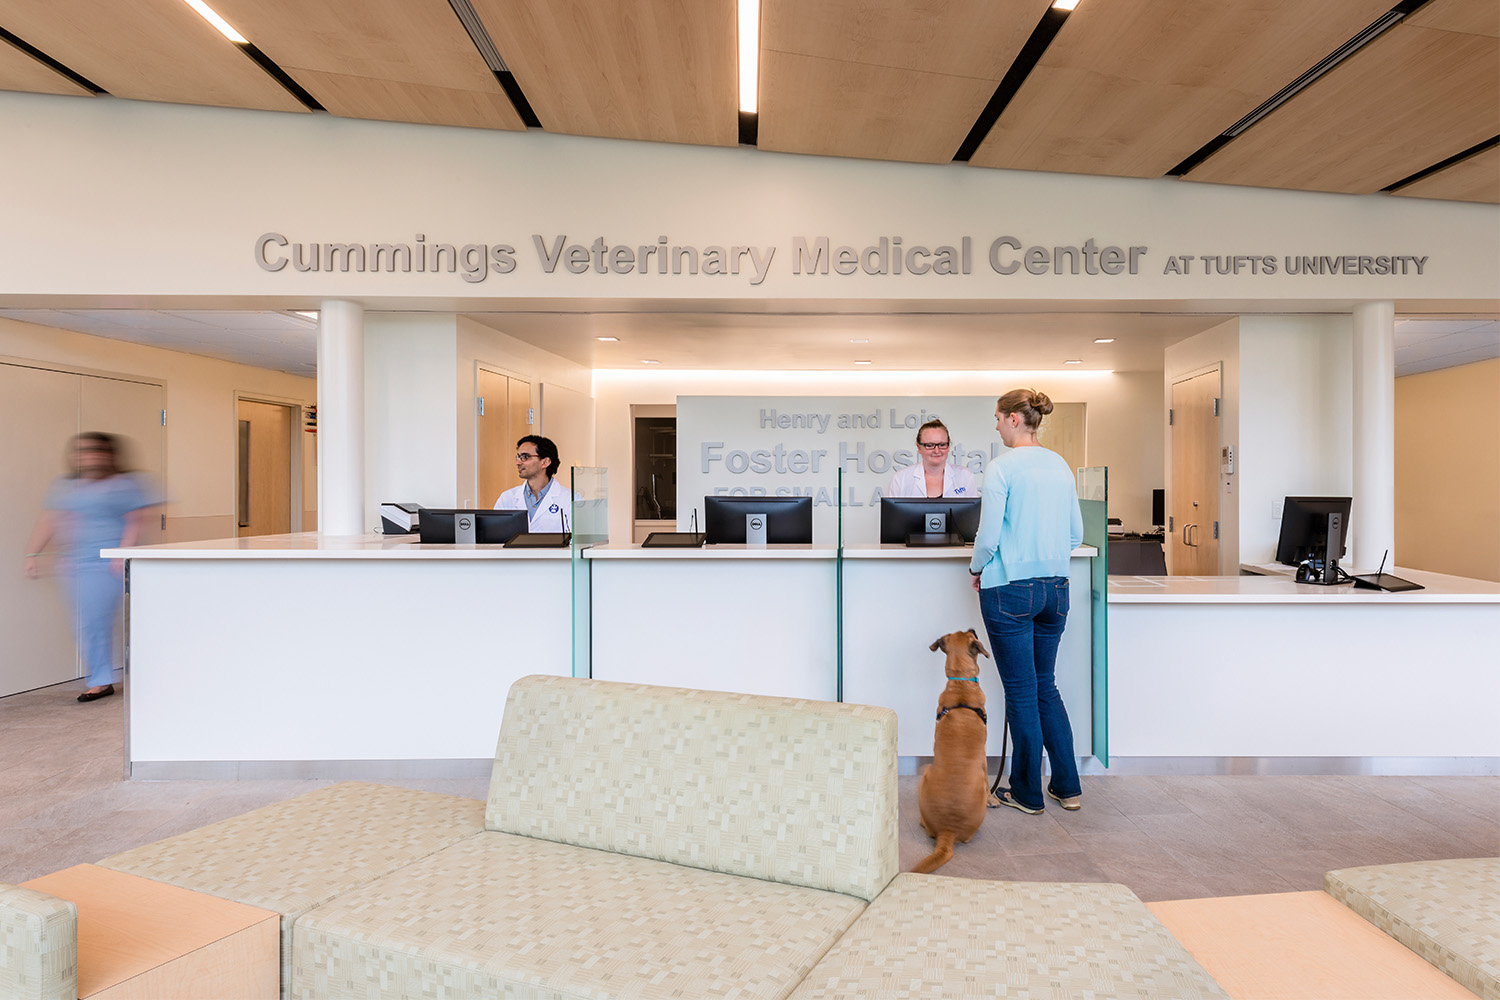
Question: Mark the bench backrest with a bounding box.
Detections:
[486,675,899,901]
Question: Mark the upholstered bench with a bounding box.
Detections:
[787,873,1230,999]
[1326,857,1500,998]
[95,781,486,996]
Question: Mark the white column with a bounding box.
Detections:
[317,300,365,535]
[1351,301,1395,570]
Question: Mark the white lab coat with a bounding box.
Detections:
[494,478,574,531]
[885,461,978,499]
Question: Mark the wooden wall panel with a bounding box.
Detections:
[472,0,737,145]
[0,0,306,112]
[759,0,1047,163]
[971,0,1394,178]
[1186,24,1500,193]
[1393,146,1500,204]
[0,37,92,97]
[209,0,523,130]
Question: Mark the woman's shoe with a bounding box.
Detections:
[77,685,115,703]
[995,790,1044,815]
[1046,787,1082,811]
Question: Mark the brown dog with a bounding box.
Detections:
[911,629,999,874]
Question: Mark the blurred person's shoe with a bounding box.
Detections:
[77,685,114,702]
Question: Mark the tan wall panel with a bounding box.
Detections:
[1395,358,1500,582]
[0,0,306,112]
[473,0,736,145]
[1393,146,1500,205]
[292,71,523,130]
[1404,0,1500,37]
[973,0,1395,178]
[1186,24,1500,193]
[0,38,92,96]
[759,51,996,163]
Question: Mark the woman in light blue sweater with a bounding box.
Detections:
[969,389,1084,815]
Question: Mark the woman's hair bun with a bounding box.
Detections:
[1030,390,1053,415]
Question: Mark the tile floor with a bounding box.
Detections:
[3,679,1496,899]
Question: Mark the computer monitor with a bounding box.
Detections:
[1275,496,1352,568]
[879,498,981,546]
[1151,489,1165,528]
[418,508,529,544]
[703,495,813,544]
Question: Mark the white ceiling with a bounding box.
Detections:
[2,308,1495,378]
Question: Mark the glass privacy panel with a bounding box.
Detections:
[1079,496,1109,767]
[570,467,608,679]
[1077,466,1108,503]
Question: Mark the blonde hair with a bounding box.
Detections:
[996,389,1053,432]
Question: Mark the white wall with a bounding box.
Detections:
[594,369,1163,547]
[0,315,316,540]
[1237,315,1354,565]
[1,91,1495,309]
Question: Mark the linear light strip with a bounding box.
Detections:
[953,7,1071,162]
[183,0,247,44]
[0,25,106,93]
[595,368,1117,381]
[739,0,760,114]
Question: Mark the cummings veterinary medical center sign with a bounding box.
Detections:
[254,232,1430,286]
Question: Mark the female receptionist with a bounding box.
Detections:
[494,435,573,530]
[885,419,978,498]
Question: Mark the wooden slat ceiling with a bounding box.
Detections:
[207,0,523,130]
[1185,0,1500,193]
[470,0,737,145]
[0,0,305,112]
[1393,146,1500,202]
[970,0,1397,178]
[757,0,1050,163]
[0,36,90,97]
[0,0,1494,204]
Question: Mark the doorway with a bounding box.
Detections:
[236,398,296,537]
[477,367,532,509]
[1169,367,1222,575]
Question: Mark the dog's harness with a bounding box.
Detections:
[937,676,987,725]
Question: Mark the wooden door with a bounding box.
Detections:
[81,376,166,545]
[478,369,532,508]
[0,364,84,695]
[236,400,293,537]
[1169,370,1221,575]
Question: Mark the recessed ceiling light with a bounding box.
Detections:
[183,0,248,43]
[1063,359,1083,364]
[293,310,319,320]
[738,0,760,113]
[596,336,619,342]
[1051,0,1080,10]
[1093,338,1115,344]
[640,359,660,364]
[854,360,872,365]
[850,338,869,344]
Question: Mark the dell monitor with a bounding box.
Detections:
[879,498,981,546]
[418,508,529,544]
[703,495,813,545]
[1275,496,1352,583]
[1151,489,1165,529]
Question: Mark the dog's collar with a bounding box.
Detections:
[936,704,987,725]
[946,676,980,682]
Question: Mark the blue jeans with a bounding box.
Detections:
[66,563,122,688]
[979,577,1079,811]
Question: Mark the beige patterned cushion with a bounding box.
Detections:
[788,873,1231,999]
[1326,857,1500,998]
[0,883,77,1000]
[488,675,900,901]
[98,781,485,996]
[292,830,866,1000]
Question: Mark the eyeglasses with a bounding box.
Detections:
[515,452,540,461]
[917,442,950,450]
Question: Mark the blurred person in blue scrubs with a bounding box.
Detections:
[24,433,158,703]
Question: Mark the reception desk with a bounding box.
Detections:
[104,533,572,778]
[1107,568,1500,769]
